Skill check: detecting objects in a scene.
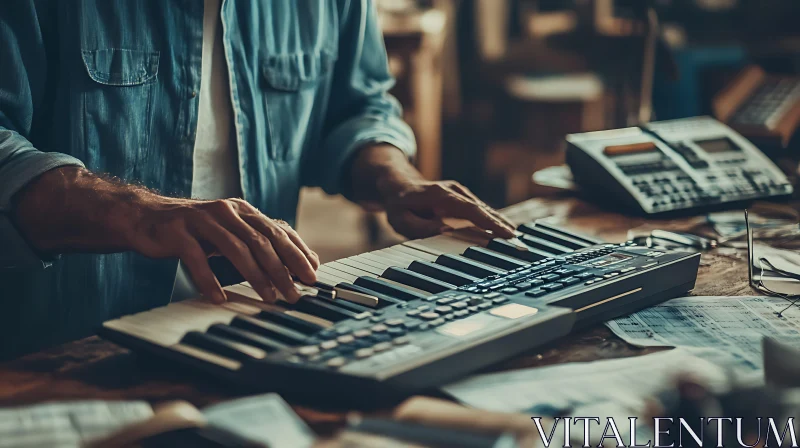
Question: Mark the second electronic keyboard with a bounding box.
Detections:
[100,220,700,406]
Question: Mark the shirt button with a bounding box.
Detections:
[191,91,197,98]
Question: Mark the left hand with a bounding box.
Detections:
[380,179,517,239]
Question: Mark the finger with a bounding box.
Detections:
[270,219,320,271]
[481,203,517,230]
[436,197,516,239]
[216,216,302,302]
[250,239,302,303]
[195,219,277,303]
[180,239,226,304]
[388,210,451,239]
[449,183,517,229]
[244,217,317,285]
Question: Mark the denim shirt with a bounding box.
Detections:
[0,0,415,358]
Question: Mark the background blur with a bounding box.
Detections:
[297,0,800,260]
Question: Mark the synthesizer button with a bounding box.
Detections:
[418,323,430,331]
[436,297,454,304]
[525,289,546,298]
[337,335,355,344]
[402,321,421,331]
[429,318,445,326]
[370,316,384,323]
[467,297,483,306]
[371,324,389,333]
[326,357,347,368]
[373,342,393,352]
[451,301,468,309]
[435,306,453,313]
[354,348,374,359]
[576,272,594,279]
[454,310,469,318]
[385,319,405,327]
[515,282,533,291]
[468,306,479,312]
[542,283,563,291]
[539,273,560,281]
[501,287,519,294]
[393,336,411,345]
[297,346,320,356]
[419,312,441,320]
[353,329,372,338]
[484,292,501,299]
[492,296,509,304]
[387,327,406,337]
[560,276,580,285]
[406,309,421,317]
[478,302,493,310]
[444,313,456,320]
[320,340,338,350]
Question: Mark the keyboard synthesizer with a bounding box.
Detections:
[100,220,700,406]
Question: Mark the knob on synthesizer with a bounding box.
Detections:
[99,220,700,407]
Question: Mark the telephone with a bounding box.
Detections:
[566,116,793,215]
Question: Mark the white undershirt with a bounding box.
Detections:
[174,0,240,301]
[192,0,240,200]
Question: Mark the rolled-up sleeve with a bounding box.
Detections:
[304,0,416,195]
[0,1,84,270]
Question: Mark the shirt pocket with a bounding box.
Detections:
[81,48,159,179]
[262,49,336,161]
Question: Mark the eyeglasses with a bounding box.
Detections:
[746,209,800,317]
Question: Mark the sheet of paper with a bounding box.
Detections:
[443,348,747,447]
[442,347,739,415]
[203,393,315,448]
[0,401,153,448]
[607,296,800,371]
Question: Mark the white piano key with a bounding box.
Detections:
[324,261,378,279]
[403,234,474,256]
[389,244,439,261]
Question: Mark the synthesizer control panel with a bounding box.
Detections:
[100,220,700,406]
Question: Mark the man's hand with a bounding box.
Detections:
[380,179,516,239]
[347,144,517,239]
[12,167,319,304]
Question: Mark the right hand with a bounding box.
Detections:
[12,167,319,304]
[130,197,319,304]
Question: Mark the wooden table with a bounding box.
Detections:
[0,196,762,435]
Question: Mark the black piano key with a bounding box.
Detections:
[518,234,572,255]
[516,223,587,250]
[230,315,309,345]
[290,296,360,322]
[335,283,404,307]
[381,267,457,294]
[207,324,287,352]
[354,277,428,301]
[407,260,479,286]
[527,222,602,246]
[463,246,529,270]
[181,331,264,361]
[435,254,505,278]
[257,309,324,335]
[486,239,549,263]
[316,295,374,314]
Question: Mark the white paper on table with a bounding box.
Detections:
[203,393,315,448]
[607,296,800,371]
[442,347,742,415]
[0,401,153,448]
[442,348,751,447]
